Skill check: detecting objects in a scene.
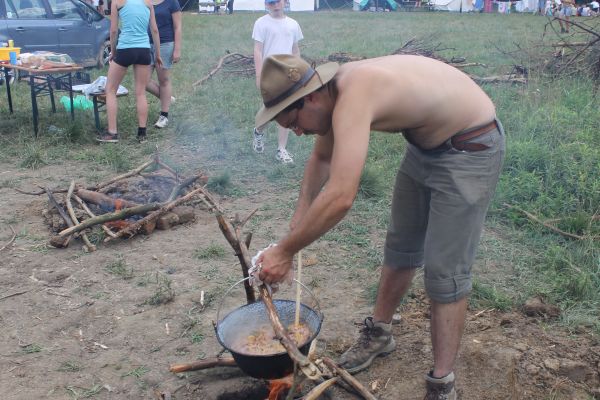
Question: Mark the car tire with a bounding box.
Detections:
[98,40,111,68]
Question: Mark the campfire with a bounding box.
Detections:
[18,153,210,252]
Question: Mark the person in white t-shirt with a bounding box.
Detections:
[251,0,303,163]
[590,0,599,13]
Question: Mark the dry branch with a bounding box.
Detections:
[303,377,338,400]
[66,181,96,252]
[46,187,75,248]
[470,74,527,84]
[58,203,161,237]
[73,195,118,238]
[0,225,16,252]
[95,160,155,192]
[0,290,28,301]
[193,53,231,87]
[505,203,588,240]
[169,357,237,373]
[322,358,377,400]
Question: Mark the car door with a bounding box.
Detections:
[3,0,60,53]
[47,0,100,63]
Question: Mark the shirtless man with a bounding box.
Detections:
[254,54,505,399]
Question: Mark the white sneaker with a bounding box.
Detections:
[154,115,169,128]
[276,148,293,164]
[170,96,176,104]
[253,128,264,153]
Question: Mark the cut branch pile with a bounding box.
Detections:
[193,51,255,88]
[18,153,209,252]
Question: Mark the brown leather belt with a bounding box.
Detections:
[450,120,498,152]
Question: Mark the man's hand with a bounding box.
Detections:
[256,245,294,285]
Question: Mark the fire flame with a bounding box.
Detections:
[267,375,293,400]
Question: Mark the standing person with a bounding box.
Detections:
[145,0,182,129]
[558,0,574,32]
[227,0,234,14]
[99,0,163,143]
[253,54,505,399]
[251,0,303,163]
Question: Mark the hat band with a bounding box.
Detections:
[263,67,316,108]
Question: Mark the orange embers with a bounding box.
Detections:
[104,220,131,230]
[267,374,293,400]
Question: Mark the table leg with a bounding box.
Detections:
[68,73,74,121]
[30,75,39,137]
[93,96,100,131]
[4,68,13,113]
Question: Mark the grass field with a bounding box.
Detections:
[0,10,598,332]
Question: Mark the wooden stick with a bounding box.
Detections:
[295,250,303,327]
[167,173,207,202]
[322,357,377,400]
[0,225,16,252]
[65,181,96,252]
[169,357,237,373]
[58,203,161,237]
[0,290,28,301]
[95,160,155,191]
[259,285,321,381]
[73,195,118,238]
[76,189,139,210]
[45,187,75,248]
[193,53,249,88]
[303,377,338,400]
[505,203,586,240]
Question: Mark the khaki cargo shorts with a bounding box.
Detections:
[384,119,506,303]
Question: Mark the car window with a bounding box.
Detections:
[5,0,47,18]
[48,0,85,18]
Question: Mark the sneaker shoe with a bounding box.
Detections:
[253,128,264,153]
[424,371,457,400]
[276,148,294,164]
[96,132,119,143]
[170,96,176,104]
[338,317,396,374]
[154,115,169,129]
[137,134,148,144]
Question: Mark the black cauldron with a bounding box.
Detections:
[215,279,323,380]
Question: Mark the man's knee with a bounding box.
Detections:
[425,273,472,304]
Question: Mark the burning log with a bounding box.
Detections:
[76,188,139,210]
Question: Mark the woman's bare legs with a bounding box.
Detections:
[105,61,128,134]
[146,66,172,113]
[133,63,152,128]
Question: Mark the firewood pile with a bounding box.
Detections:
[18,155,213,252]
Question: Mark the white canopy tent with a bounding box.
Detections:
[431,0,473,11]
[233,0,315,10]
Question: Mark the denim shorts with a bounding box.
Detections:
[150,41,175,69]
[384,119,506,303]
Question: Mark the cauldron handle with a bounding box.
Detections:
[215,278,322,331]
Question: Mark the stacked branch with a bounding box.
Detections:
[19,153,209,250]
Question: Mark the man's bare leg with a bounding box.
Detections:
[373,265,416,323]
[430,297,468,378]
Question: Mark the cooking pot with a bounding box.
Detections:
[215,278,323,379]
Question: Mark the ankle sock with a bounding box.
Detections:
[138,127,147,137]
[160,111,168,118]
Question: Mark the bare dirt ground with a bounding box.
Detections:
[0,150,599,400]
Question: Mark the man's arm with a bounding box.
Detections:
[253,40,263,89]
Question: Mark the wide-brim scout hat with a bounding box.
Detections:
[255,55,339,128]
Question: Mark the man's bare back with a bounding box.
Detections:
[334,55,496,149]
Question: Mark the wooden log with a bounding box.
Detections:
[76,188,139,210]
[169,357,237,373]
[58,203,161,237]
[45,187,75,248]
[303,377,338,400]
[166,174,208,202]
[72,195,118,238]
[95,160,155,191]
[322,358,377,400]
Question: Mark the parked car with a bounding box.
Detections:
[0,0,110,68]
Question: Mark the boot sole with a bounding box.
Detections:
[344,338,397,374]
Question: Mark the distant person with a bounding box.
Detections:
[99,0,162,143]
[590,0,599,13]
[227,0,234,13]
[253,54,505,400]
[145,0,182,129]
[251,0,303,163]
[558,0,574,32]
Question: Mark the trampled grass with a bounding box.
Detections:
[0,10,597,331]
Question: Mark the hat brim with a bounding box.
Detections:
[255,62,339,129]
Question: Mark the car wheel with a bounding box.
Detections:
[98,40,111,68]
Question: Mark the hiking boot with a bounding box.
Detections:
[338,317,396,374]
[253,128,264,153]
[424,371,457,400]
[276,148,294,164]
[154,115,169,128]
[96,132,119,143]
